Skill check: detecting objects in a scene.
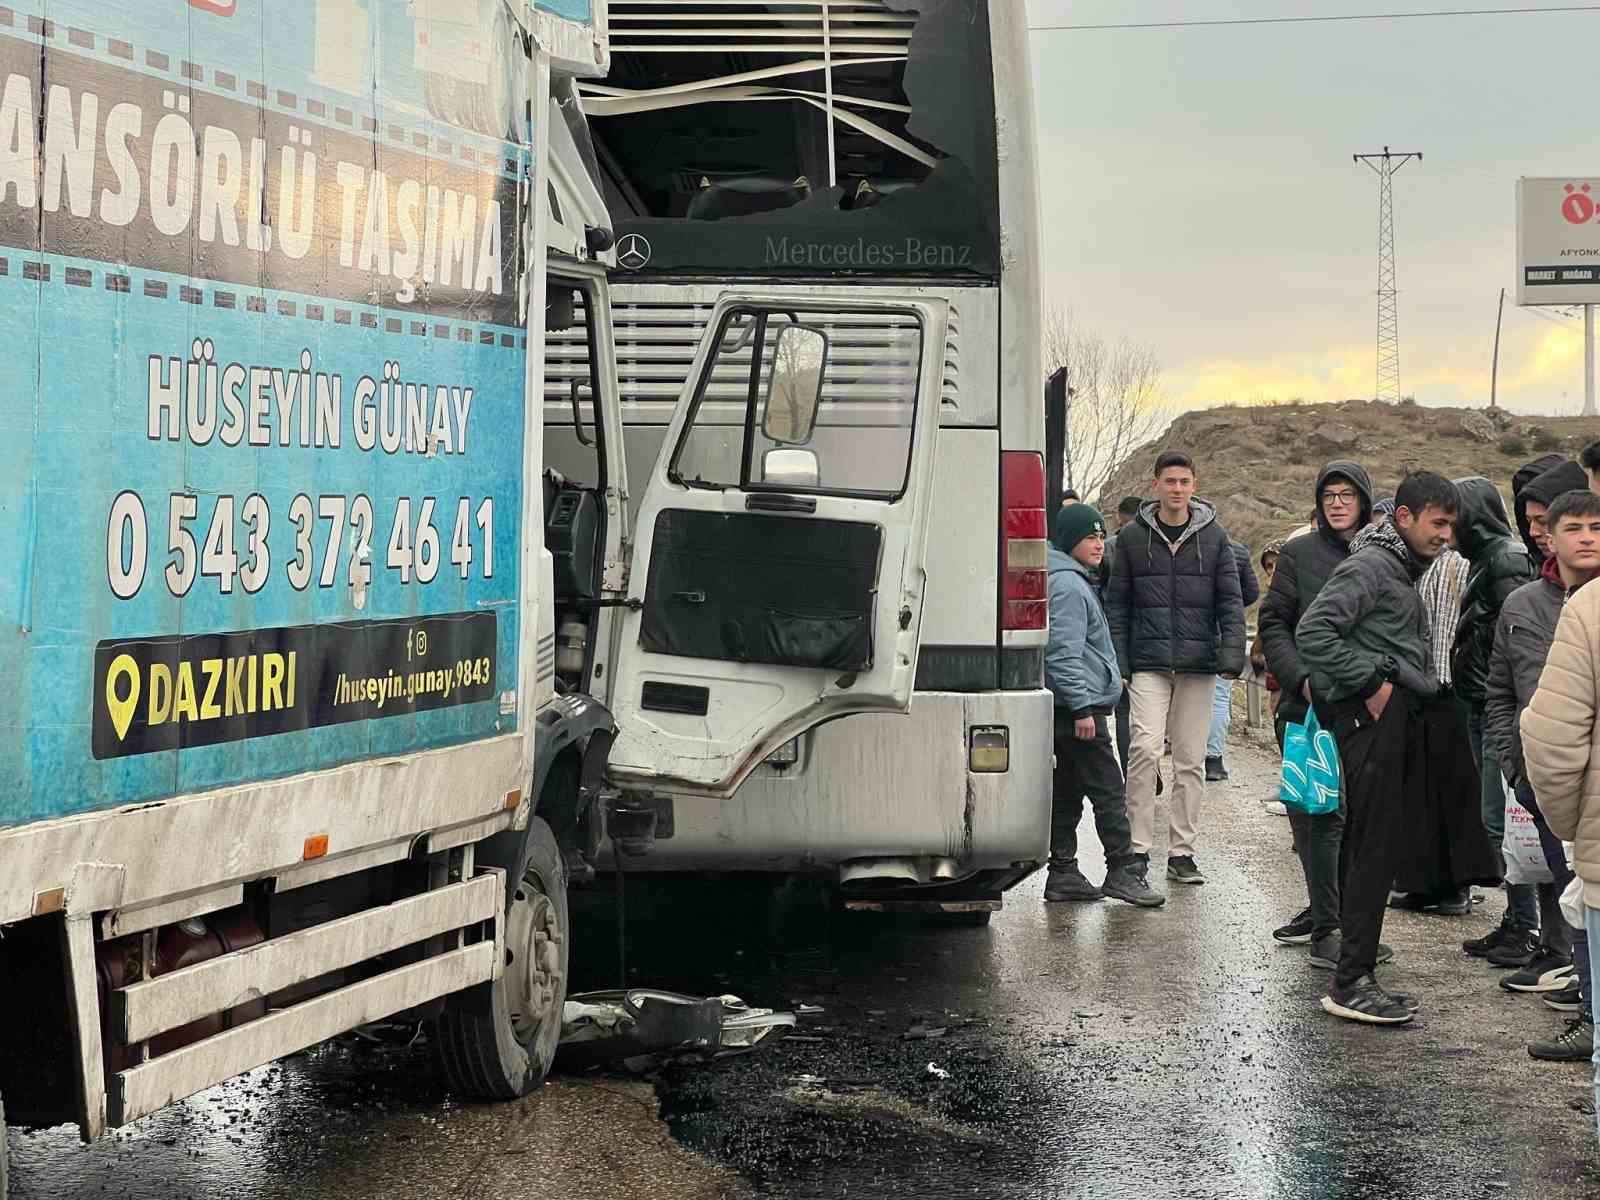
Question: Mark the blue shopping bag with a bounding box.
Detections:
[1279,707,1341,816]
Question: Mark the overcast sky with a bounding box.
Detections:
[1024,0,1600,415]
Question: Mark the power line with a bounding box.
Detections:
[1029,5,1600,33]
[1517,304,1582,329]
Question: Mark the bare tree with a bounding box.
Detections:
[1044,307,1173,502]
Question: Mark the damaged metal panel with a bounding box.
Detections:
[587,0,1000,278]
[558,989,795,1071]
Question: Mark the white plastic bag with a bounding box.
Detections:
[1502,781,1553,885]
[1561,872,1585,931]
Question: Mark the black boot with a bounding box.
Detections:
[1044,857,1103,902]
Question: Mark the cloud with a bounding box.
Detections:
[1161,323,1588,414]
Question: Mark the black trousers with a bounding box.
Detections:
[1331,693,1409,990]
[1051,710,1136,872]
[1276,708,1346,943]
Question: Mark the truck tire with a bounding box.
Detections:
[433,817,568,1099]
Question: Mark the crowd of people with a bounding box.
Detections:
[1043,444,1600,1138]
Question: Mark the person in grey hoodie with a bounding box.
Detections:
[1044,503,1163,908]
[1298,471,1498,1024]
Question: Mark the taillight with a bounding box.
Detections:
[1002,452,1048,630]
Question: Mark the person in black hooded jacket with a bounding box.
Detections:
[1453,478,1537,702]
[1452,477,1539,958]
[1515,457,1590,562]
[1258,460,1373,954]
[1512,453,1568,560]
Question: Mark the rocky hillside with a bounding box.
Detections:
[1098,400,1600,563]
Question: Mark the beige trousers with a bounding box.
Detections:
[1125,671,1216,858]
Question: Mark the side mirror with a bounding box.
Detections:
[762,448,820,490]
[762,324,827,445]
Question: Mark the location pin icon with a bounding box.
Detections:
[106,654,140,741]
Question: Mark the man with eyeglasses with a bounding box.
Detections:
[1258,461,1375,963]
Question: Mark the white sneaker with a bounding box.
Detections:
[1263,800,1288,816]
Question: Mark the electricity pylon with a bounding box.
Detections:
[1354,147,1422,402]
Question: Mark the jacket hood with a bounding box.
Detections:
[1516,459,1589,560]
[1541,549,1600,595]
[1350,517,1428,581]
[1513,454,1566,500]
[1138,497,1217,538]
[1047,542,1096,583]
[1312,460,1374,540]
[1452,476,1515,561]
[1136,497,1219,572]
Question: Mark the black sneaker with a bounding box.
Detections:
[1543,980,1584,1012]
[1044,863,1103,902]
[1501,951,1576,993]
[1205,755,1228,782]
[1166,855,1206,885]
[1387,891,1427,911]
[1382,985,1423,1013]
[1486,929,1542,967]
[1463,922,1512,958]
[1529,1013,1594,1062]
[1273,908,1314,945]
[1428,889,1474,916]
[1321,974,1415,1025]
[1307,934,1394,971]
[1101,861,1165,908]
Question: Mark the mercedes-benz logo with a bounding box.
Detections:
[616,232,651,271]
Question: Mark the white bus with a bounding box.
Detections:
[544,0,1050,914]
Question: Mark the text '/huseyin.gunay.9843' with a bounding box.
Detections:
[146,340,475,456]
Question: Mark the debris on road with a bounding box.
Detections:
[924,1062,950,1081]
[558,989,796,1072]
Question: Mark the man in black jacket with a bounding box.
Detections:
[1451,477,1538,961]
[1205,536,1261,781]
[1105,452,1246,887]
[1299,471,1498,1024]
[1258,460,1373,958]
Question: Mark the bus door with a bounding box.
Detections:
[605,295,947,797]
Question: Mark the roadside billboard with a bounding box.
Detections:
[1517,176,1600,305]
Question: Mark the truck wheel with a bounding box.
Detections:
[433,817,568,1099]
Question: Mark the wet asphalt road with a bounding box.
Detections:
[11,733,1600,1198]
